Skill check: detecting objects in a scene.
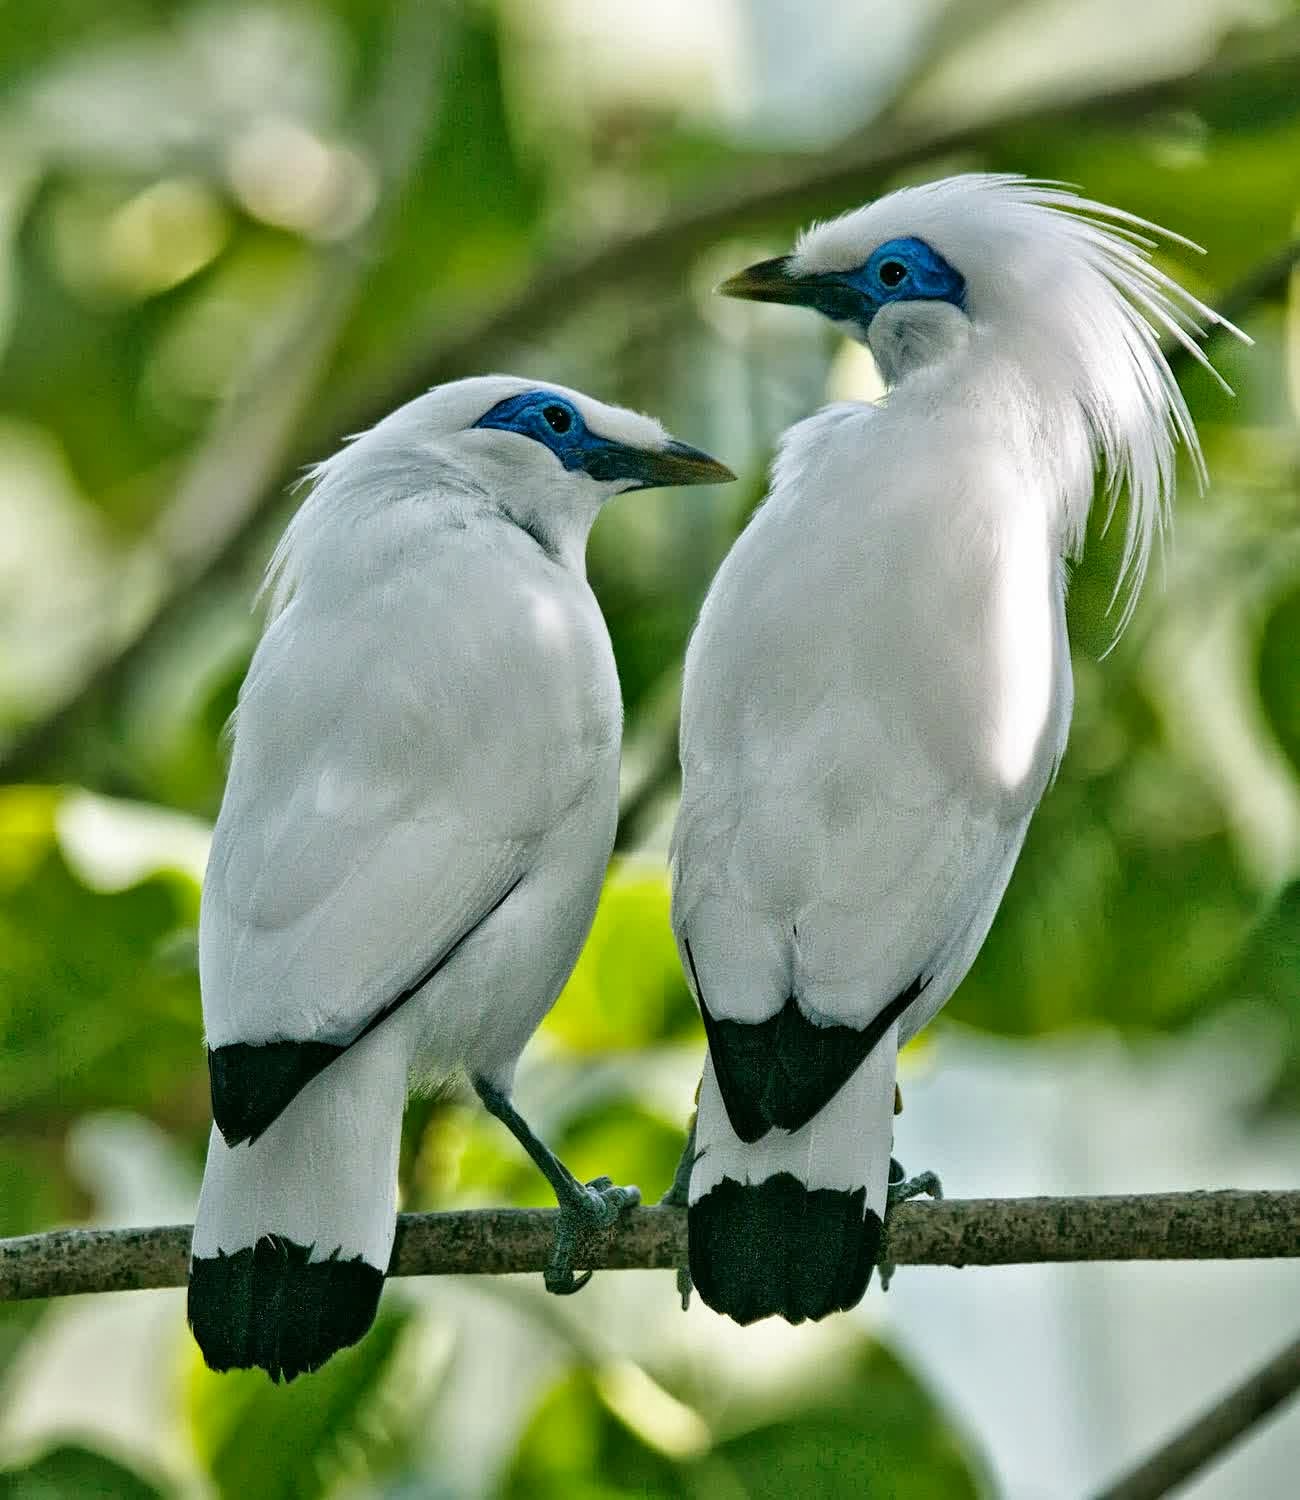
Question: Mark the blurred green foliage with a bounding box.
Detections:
[0,0,1298,1495]
[498,1335,983,1500]
[0,1445,166,1500]
[187,1304,416,1500]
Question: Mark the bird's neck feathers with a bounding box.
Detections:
[262,439,491,621]
[871,182,1240,635]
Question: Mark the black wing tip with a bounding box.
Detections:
[188,1235,384,1383]
[208,1039,346,1146]
[689,1172,880,1326]
[698,976,930,1142]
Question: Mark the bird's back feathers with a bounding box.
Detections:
[202,518,617,1061]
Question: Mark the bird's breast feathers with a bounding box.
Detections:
[684,401,1069,816]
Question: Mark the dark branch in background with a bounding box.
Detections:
[1091,1332,1300,1500]
[2,1190,1297,1303]
[2,25,1299,785]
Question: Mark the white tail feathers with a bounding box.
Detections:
[188,1026,407,1381]
[688,1023,900,1324]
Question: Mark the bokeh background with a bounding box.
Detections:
[1,0,1299,1496]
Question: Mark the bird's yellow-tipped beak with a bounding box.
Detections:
[646,441,736,488]
[718,255,807,305]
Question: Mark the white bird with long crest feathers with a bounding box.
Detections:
[186,375,733,1380]
[669,175,1244,1325]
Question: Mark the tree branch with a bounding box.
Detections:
[3,24,1299,784]
[1091,1332,1300,1500]
[2,1190,1297,1303]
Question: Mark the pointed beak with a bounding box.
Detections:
[718,255,812,305]
[584,437,735,491]
[641,440,736,488]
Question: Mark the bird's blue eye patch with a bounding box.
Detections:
[474,388,732,491]
[801,236,966,329]
[473,390,592,469]
[475,389,646,481]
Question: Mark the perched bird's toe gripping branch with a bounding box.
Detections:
[876,1158,944,1293]
[474,1078,640,1295]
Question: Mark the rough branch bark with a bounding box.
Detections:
[2,1191,1297,1303]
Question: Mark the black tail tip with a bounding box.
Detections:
[688,1171,880,1326]
[188,1235,384,1383]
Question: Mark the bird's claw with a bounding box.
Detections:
[676,1264,693,1310]
[878,1159,943,1293]
[545,1263,594,1296]
[544,1177,640,1296]
[887,1168,943,1207]
[659,1116,696,1305]
[658,1173,693,1308]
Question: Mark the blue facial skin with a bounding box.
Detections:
[473,390,731,490]
[722,236,967,334]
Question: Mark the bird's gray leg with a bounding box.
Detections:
[660,1113,697,1208]
[877,1155,943,1292]
[474,1077,640,1295]
[659,1112,697,1310]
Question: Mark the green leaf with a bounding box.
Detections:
[706,1341,982,1500]
[544,863,699,1053]
[0,1444,165,1500]
[1259,580,1300,778]
[499,1335,985,1500]
[0,789,202,1126]
[0,789,205,1231]
[188,1303,413,1500]
[496,1367,684,1500]
[1212,881,1300,1112]
[329,4,542,380]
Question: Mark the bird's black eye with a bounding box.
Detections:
[542,404,572,434]
[878,259,908,289]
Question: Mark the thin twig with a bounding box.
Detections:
[1,1190,1297,1303]
[1091,1332,1300,1500]
[3,26,1299,784]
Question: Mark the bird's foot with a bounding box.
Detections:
[546,1176,640,1296]
[674,1264,694,1311]
[659,1172,695,1309]
[659,1116,696,1308]
[877,1157,943,1293]
[887,1162,943,1208]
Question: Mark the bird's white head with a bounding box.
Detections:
[722,174,1246,631]
[267,376,733,608]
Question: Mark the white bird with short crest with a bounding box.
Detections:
[187,375,733,1379]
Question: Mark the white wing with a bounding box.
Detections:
[672,400,1072,1035]
[201,519,620,1050]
